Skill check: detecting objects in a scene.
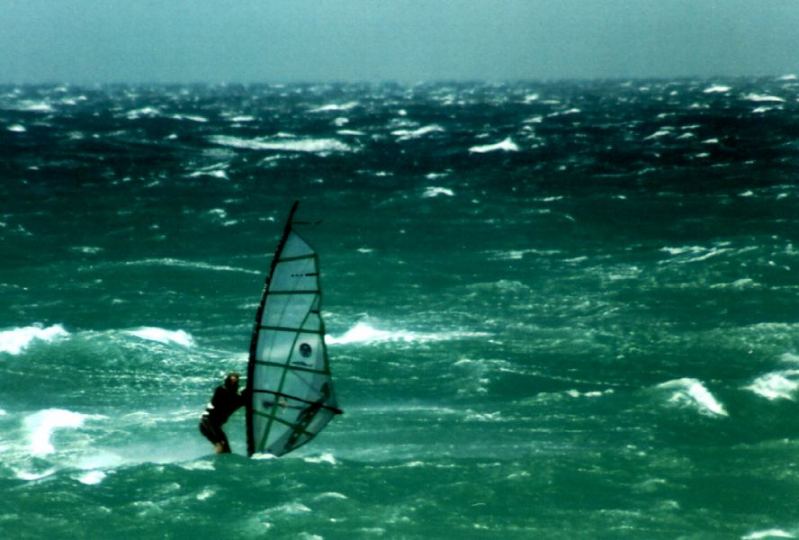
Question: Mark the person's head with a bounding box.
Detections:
[224,372,240,391]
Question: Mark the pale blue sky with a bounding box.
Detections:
[1,0,797,83]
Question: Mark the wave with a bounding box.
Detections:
[656,378,727,417]
[0,324,69,355]
[209,135,354,154]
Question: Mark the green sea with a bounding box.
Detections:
[2,79,799,538]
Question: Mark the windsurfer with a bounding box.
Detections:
[199,372,247,454]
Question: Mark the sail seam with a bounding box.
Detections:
[278,254,316,263]
[254,359,329,375]
[258,325,322,334]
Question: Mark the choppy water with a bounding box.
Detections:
[2,78,799,539]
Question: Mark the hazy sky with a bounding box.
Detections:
[1,0,798,83]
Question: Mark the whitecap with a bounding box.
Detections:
[76,470,107,485]
[778,74,798,81]
[780,353,799,364]
[189,169,229,180]
[24,408,103,456]
[659,245,730,264]
[196,488,215,500]
[745,371,799,401]
[263,502,312,515]
[210,135,353,154]
[314,492,348,501]
[208,208,227,219]
[337,129,365,136]
[0,324,69,355]
[125,327,195,347]
[8,124,26,133]
[644,128,673,141]
[308,102,359,113]
[251,452,278,460]
[392,125,445,141]
[121,258,260,275]
[422,186,454,198]
[743,93,786,103]
[15,468,57,481]
[465,411,503,422]
[742,529,795,540]
[230,115,256,122]
[69,245,104,255]
[657,378,728,416]
[566,389,614,399]
[703,85,732,94]
[171,114,208,123]
[303,453,337,465]
[326,321,489,346]
[469,137,519,153]
[17,101,54,113]
[126,107,161,119]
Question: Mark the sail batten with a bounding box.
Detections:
[245,201,341,457]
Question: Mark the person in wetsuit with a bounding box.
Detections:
[199,372,247,454]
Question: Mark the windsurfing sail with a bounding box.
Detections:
[246,201,342,457]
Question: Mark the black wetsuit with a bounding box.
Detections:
[199,385,246,453]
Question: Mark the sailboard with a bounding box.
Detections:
[246,201,342,457]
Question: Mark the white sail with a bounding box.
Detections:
[246,202,341,457]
